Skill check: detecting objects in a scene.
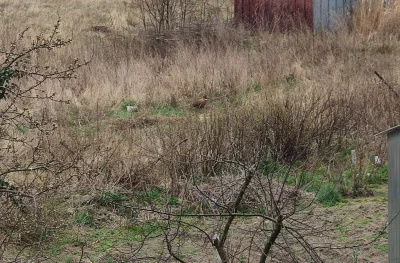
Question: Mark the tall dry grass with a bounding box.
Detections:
[0,0,398,107]
[1,1,400,260]
[0,0,399,179]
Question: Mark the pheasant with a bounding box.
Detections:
[192,96,208,109]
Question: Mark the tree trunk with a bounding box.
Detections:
[259,215,283,263]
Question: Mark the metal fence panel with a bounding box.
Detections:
[313,0,354,32]
[234,0,314,29]
[234,0,355,31]
[388,130,400,262]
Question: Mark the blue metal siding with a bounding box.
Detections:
[313,0,354,32]
[388,130,400,262]
[234,0,354,31]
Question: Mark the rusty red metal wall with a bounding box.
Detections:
[235,0,313,29]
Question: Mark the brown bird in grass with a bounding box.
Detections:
[192,96,208,109]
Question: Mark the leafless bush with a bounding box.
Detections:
[262,89,354,164]
[127,106,381,262]
[131,0,230,33]
[0,20,88,257]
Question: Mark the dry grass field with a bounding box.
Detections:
[1,0,400,262]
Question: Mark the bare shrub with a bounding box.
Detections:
[0,21,87,256]
[131,0,231,33]
[263,88,354,164]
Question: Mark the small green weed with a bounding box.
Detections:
[286,175,296,185]
[98,191,126,206]
[121,99,137,107]
[215,102,225,111]
[261,158,284,175]
[333,223,348,233]
[356,217,372,225]
[336,232,352,243]
[138,188,179,206]
[352,248,359,263]
[316,183,341,207]
[296,172,312,187]
[167,195,179,205]
[16,125,29,134]
[152,104,185,116]
[252,82,261,92]
[90,229,118,252]
[46,233,81,257]
[284,73,296,88]
[371,197,388,202]
[109,99,138,119]
[139,189,162,203]
[367,232,388,240]
[374,244,388,252]
[242,39,253,50]
[127,221,165,241]
[73,212,95,225]
[94,239,114,252]
[365,165,388,184]
[46,243,66,256]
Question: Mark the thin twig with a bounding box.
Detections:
[374,71,399,99]
[0,189,38,226]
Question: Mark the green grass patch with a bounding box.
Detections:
[260,158,287,175]
[357,217,372,225]
[371,197,388,203]
[340,147,352,161]
[126,221,165,242]
[333,224,352,243]
[46,243,66,257]
[73,212,95,225]
[138,188,179,206]
[98,191,126,206]
[46,232,81,257]
[16,124,29,134]
[242,39,253,50]
[316,183,341,207]
[252,82,261,92]
[336,233,352,243]
[138,188,162,203]
[239,256,247,263]
[333,223,348,233]
[152,104,185,116]
[109,99,138,119]
[365,165,388,184]
[94,239,114,252]
[374,244,388,252]
[367,232,388,240]
[63,257,74,263]
[80,223,166,254]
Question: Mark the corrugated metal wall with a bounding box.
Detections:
[388,131,400,263]
[234,0,353,31]
[234,0,313,29]
[313,0,354,32]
